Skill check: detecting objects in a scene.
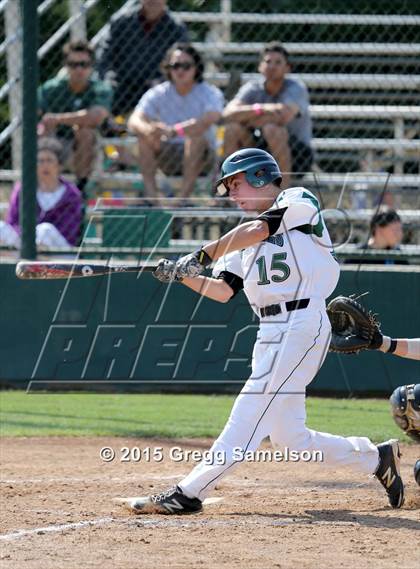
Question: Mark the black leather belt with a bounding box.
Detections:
[259,298,310,318]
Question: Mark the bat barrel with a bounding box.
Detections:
[15,261,158,279]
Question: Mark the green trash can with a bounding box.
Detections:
[102,209,172,248]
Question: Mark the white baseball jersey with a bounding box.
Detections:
[213,187,340,313]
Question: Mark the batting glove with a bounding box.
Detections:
[175,249,212,279]
[153,259,183,283]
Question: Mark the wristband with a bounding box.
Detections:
[252,103,263,116]
[379,336,391,352]
[388,339,397,354]
[194,248,212,267]
[174,123,185,137]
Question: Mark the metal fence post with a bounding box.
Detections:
[20,0,38,260]
[69,0,87,41]
[5,0,22,171]
[221,0,231,42]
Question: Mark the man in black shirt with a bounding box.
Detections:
[98,0,188,114]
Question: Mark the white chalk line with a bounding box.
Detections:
[0,474,182,484]
[0,517,116,541]
[0,512,359,542]
[0,515,296,542]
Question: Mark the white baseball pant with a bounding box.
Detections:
[179,304,379,501]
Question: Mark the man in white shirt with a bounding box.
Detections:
[128,43,223,201]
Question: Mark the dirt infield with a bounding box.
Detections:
[1,437,419,569]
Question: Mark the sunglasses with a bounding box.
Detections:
[67,61,92,69]
[168,62,194,71]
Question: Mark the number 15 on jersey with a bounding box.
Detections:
[256,253,290,285]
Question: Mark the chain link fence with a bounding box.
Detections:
[0,0,419,256]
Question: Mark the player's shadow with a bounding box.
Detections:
[224,510,420,531]
[304,509,420,530]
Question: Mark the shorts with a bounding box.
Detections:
[57,136,75,166]
[157,141,216,176]
[251,129,314,178]
[56,132,97,173]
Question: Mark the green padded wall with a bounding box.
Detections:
[1,263,418,394]
[102,209,172,248]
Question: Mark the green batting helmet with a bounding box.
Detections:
[216,148,282,196]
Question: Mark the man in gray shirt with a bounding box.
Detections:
[223,42,313,189]
[128,43,223,202]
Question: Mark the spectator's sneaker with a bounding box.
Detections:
[375,439,404,508]
[126,486,203,515]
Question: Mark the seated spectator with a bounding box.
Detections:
[38,40,112,193]
[0,138,82,250]
[128,43,224,201]
[345,208,407,265]
[97,0,188,115]
[367,208,404,251]
[223,42,313,188]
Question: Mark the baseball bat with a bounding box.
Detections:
[15,260,157,280]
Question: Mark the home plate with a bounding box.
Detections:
[202,497,223,506]
[114,496,223,513]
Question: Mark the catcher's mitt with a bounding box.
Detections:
[327,295,382,354]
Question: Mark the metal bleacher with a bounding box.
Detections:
[94,103,420,184]
[90,6,420,192]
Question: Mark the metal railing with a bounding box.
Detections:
[191,42,420,55]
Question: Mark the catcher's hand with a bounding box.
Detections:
[327,295,383,354]
[153,259,183,283]
[175,248,212,279]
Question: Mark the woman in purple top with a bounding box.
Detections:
[0,137,82,250]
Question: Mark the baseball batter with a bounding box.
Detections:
[128,148,404,514]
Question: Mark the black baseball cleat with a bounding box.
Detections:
[125,486,203,515]
[374,439,404,509]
